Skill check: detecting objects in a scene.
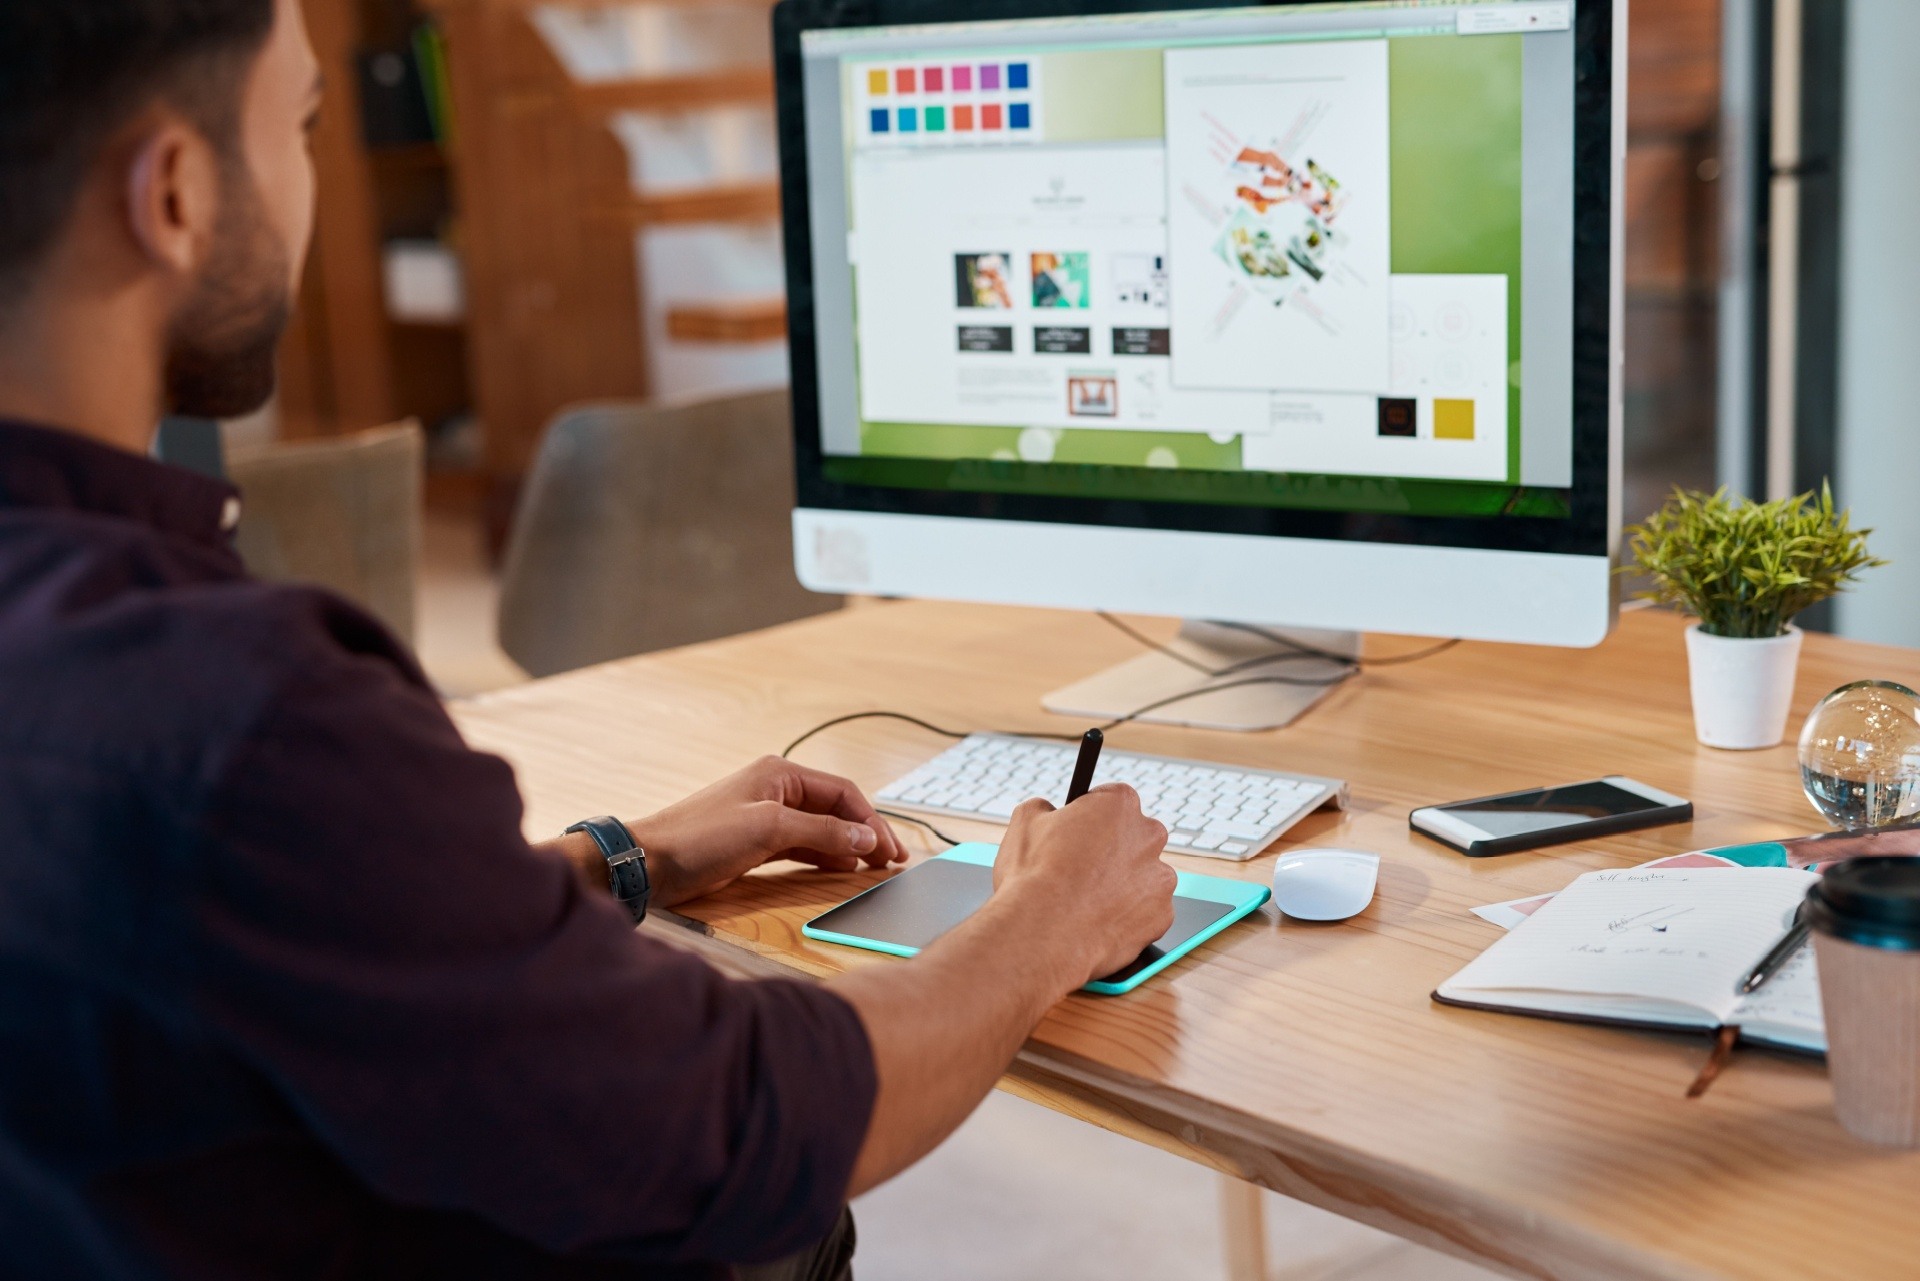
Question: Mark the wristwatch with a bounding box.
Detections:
[565,816,650,923]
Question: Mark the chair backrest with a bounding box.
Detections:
[497,390,840,678]
[226,423,423,646]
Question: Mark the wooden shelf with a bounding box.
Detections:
[570,66,774,115]
[665,299,786,344]
[594,181,782,227]
[386,0,788,535]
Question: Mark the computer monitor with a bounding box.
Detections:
[776,0,1622,729]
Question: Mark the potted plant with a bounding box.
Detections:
[1626,485,1886,750]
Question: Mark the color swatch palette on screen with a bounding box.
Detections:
[861,60,1037,139]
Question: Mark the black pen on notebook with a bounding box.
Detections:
[1738,910,1811,995]
[1064,728,1104,804]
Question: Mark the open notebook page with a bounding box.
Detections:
[1727,942,1824,1050]
[1440,868,1819,1031]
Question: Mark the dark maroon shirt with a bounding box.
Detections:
[0,421,875,1279]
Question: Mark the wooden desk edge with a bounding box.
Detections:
[644,912,1710,1281]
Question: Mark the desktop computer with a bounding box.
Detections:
[776,0,1623,736]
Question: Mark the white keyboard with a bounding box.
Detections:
[875,733,1348,861]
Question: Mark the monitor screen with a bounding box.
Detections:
[781,0,1613,556]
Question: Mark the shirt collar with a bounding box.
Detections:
[0,419,242,551]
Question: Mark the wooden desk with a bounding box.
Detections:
[451,602,1920,1280]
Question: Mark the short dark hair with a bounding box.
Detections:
[0,0,276,298]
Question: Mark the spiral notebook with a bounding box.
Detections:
[1434,866,1825,1054]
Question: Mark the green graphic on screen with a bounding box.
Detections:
[829,16,1564,519]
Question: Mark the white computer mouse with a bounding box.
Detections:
[1271,849,1380,921]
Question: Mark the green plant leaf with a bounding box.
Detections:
[1620,482,1888,637]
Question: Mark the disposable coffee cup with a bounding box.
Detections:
[1806,857,1920,1145]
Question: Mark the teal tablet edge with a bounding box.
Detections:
[799,842,1272,995]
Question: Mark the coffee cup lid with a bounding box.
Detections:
[1807,857,1920,951]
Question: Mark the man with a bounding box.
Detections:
[0,2,1178,1277]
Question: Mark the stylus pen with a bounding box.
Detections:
[1064,728,1104,804]
[1738,916,1811,995]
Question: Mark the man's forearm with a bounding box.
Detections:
[830,889,1096,1197]
[548,825,1090,1193]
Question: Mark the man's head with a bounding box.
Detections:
[0,0,319,422]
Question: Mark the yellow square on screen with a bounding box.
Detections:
[867,68,889,95]
[1434,399,1476,440]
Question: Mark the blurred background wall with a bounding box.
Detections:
[260,0,1914,652]
[1833,0,1920,645]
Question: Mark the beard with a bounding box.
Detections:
[162,162,291,420]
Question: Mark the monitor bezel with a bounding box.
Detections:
[775,0,1616,560]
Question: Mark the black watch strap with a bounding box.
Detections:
[566,816,649,923]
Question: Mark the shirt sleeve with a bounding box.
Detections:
[182,632,876,1266]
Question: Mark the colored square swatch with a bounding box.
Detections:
[924,66,944,92]
[1376,397,1416,437]
[866,68,888,96]
[925,105,946,132]
[1008,62,1029,89]
[953,104,975,131]
[869,107,890,133]
[897,106,918,132]
[895,67,916,93]
[952,65,973,91]
[981,102,1003,130]
[1009,102,1031,130]
[1434,399,1476,440]
[980,64,1002,90]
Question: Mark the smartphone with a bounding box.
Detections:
[1410,776,1692,857]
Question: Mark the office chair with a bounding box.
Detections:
[227,422,424,646]
[497,389,842,679]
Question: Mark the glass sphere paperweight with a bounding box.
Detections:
[1798,680,1920,829]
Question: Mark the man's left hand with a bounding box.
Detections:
[621,757,909,909]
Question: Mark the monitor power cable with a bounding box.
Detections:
[1092,612,1461,678]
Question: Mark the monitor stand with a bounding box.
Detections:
[1041,621,1360,732]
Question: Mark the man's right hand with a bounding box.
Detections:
[990,785,1176,985]
[834,781,1176,1197]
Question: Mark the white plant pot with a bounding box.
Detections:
[1685,624,1804,750]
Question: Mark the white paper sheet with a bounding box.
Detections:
[1163,38,1392,394]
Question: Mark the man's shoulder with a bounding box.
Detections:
[0,514,424,779]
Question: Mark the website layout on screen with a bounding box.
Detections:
[803,2,1579,518]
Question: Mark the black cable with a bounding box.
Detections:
[1086,667,1359,732]
[787,671,1361,846]
[1093,612,1222,675]
[781,710,1081,759]
[1092,612,1341,679]
[1209,618,1360,666]
[777,622,1447,825]
[1223,620,1464,667]
[783,668,1357,770]
[876,808,962,848]
[1097,611,1461,675]
[1344,636,1463,666]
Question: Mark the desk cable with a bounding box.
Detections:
[780,622,1462,850]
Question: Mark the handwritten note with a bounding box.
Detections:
[1729,944,1823,1046]
[1442,868,1823,1043]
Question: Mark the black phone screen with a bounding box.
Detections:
[1437,780,1667,839]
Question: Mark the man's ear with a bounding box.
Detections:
[124,121,221,278]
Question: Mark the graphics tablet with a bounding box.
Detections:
[801,843,1271,994]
